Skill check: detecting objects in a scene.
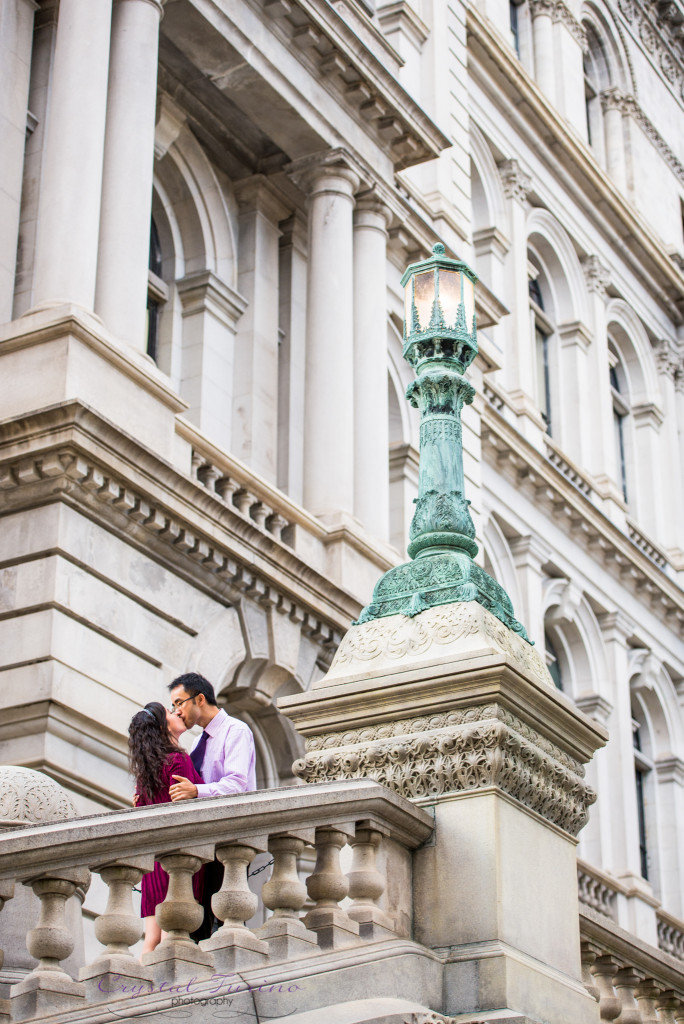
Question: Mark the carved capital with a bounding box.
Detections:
[498,159,532,203]
[600,87,626,113]
[580,254,611,297]
[653,338,679,380]
[553,1,584,46]
[286,147,366,196]
[294,701,595,836]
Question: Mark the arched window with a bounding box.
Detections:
[609,346,630,502]
[583,25,609,163]
[146,217,167,362]
[632,718,651,881]
[528,268,554,434]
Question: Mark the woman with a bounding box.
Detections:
[128,701,204,956]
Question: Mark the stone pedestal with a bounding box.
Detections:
[280,601,606,1024]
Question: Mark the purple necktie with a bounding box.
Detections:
[190,731,208,774]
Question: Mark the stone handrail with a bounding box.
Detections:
[580,904,684,1021]
[0,779,432,1022]
[577,859,622,921]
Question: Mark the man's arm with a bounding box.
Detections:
[195,724,255,798]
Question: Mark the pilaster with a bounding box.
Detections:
[233,176,289,483]
[510,533,551,647]
[95,0,164,349]
[277,213,308,505]
[653,339,684,561]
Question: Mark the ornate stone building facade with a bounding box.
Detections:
[1,0,684,1019]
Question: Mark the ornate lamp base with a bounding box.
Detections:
[356,549,531,644]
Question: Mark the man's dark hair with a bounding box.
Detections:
[168,672,218,706]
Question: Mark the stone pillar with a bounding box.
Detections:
[557,318,593,467]
[94,0,164,348]
[277,214,308,504]
[281,601,605,1024]
[498,160,538,434]
[653,340,684,560]
[654,757,684,918]
[353,193,390,540]
[601,89,627,194]
[530,0,556,105]
[632,401,664,541]
[553,7,585,133]
[232,177,288,482]
[599,614,658,943]
[510,534,550,647]
[580,256,625,519]
[299,151,360,520]
[31,0,112,311]
[0,0,37,322]
[177,271,247,451]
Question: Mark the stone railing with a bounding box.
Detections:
[544,437,593,497]
[0,779,432,1023]
[578,859,620,921]
[658,910,684,964]
[581,904,684,1021]
[627,519,670,571]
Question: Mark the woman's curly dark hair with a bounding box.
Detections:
[128,702,178,801]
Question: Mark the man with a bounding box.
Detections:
[167,672,256,939]
[167,672,256,800]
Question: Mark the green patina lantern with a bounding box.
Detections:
[357,243,531,642]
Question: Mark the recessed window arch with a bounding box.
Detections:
[146,216,168,363]
[528,259,556,435]
[580,7,632,189]
[608,342,631,503]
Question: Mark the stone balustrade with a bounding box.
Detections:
[0,779,432,1022]
[581,905,684,1022]
[578,859,620,921]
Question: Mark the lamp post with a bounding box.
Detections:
[357,243,531,643]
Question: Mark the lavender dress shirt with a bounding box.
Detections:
[191,709,257,797]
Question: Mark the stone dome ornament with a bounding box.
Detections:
[355,243,531,642]
[0,766,78,829]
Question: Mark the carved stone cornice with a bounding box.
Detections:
[653,338,680,380]
[293,701,596,836]
[498,159,532,203]
[581,255,611,298]
[621,96,684,187]
[617,0,684,106]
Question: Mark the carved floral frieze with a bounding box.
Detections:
[293,702,595,836]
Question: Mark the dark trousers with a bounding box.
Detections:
[190,857,224,942]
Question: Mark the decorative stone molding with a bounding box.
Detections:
[653,338,680,380]
[529,0,584,44]
[498,158,532,203]
[581,254,611,297]
[621,95,684,186]
[293,700,595,836]
[0,767,77,829]
[618,0,684,105]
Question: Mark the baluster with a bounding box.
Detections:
[256,834,318,961]
[657,990,680,1024]
[79,859,155,1001]
[347,823,394,940]
[580,941,601,1003]
[234,488,257,517]
[216,476,239,504]
[590,955,621,1022]
[251,502,269,529]
[199,463,221,492]
[636,978,662,1024]
[191,451,204,481]
[673,996,684,1024]
[200,843,269,971]
[0,882,15,1024]
[10,870,90,1022]
[304,826,360,950]
[613,967,641,1024]
[267,512,289,541]
[142,849,214,984]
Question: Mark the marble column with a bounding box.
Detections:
[95,0,164,348]
[353,193,391,540]
[0,0,37,323]
[277,213,308,504]
[530,0,556,105]
[653,340,684,558]
[601,89,627,194]
[233,176,288,483]
[510,534,550,648]
[31,0,112,311]
[300,152,360,520]
[498,160,538,434]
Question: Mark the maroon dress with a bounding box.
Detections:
[136,751,204,918]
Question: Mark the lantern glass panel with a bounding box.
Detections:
[413,271,434,332]
[462,275,475,330]
[438,269,461,328]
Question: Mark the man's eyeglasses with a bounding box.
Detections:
[169,696,195,713]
